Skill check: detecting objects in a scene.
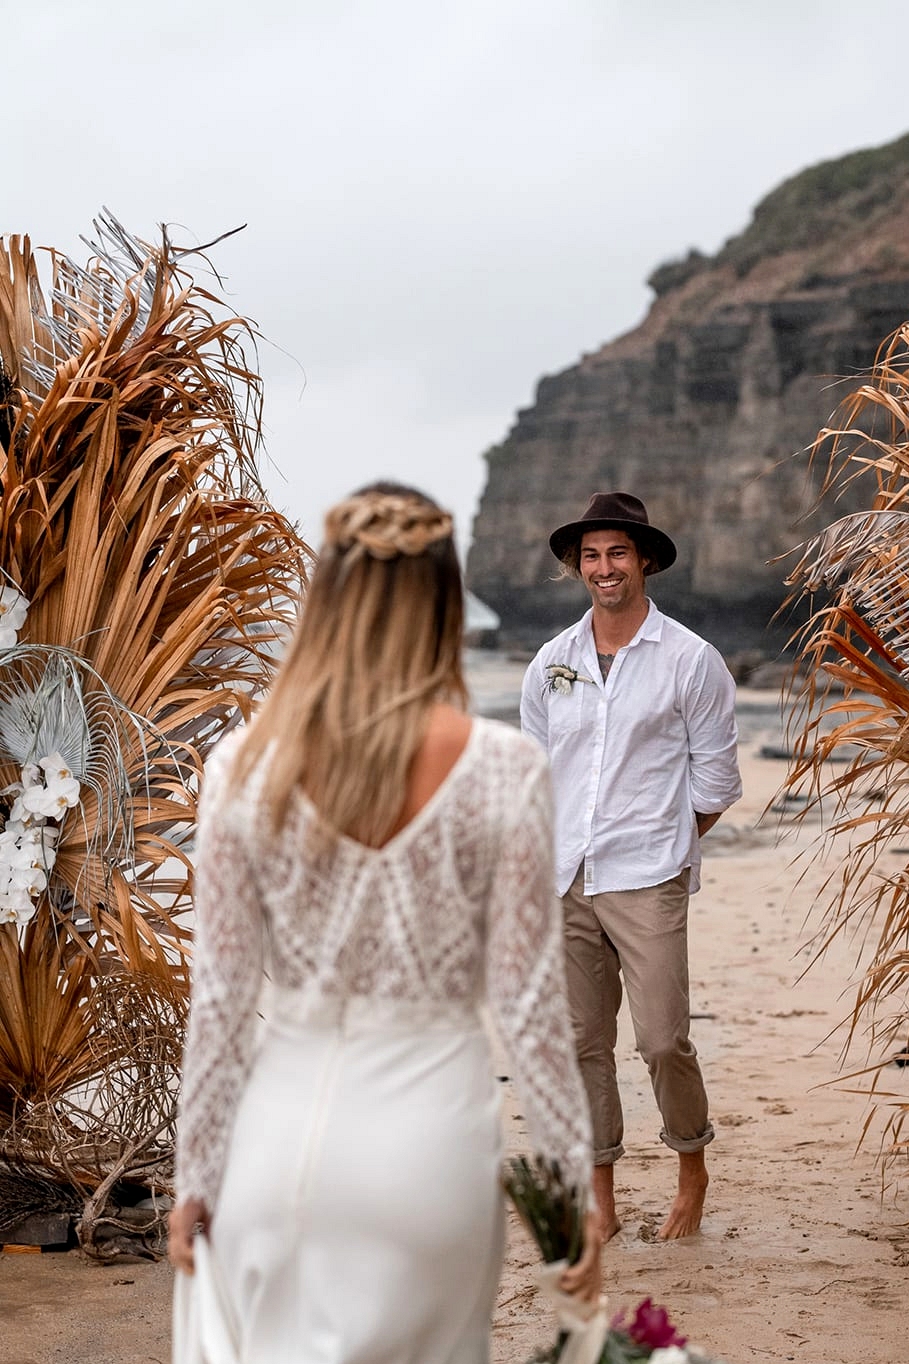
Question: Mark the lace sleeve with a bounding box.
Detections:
[486,748,593,1196]
[174,736,265,1210]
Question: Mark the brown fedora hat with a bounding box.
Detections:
[549,492,677,573]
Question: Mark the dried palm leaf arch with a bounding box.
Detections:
[0,213,312,1252]
[783,321,909,1180]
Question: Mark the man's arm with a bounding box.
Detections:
[520,655,549,751]
[695,810,723,838]
[684,645,742,831]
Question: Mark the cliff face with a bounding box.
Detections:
[467,133,909,652]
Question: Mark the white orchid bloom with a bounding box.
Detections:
[6,823,59,863]
[0,752,69,921]
[12,898,38,926]
[39,752,75,784]
[0,830,56,889]
[0,587,29,650]
[19,776,79,820]
[0,586,29,629]
[31,826,59,863]
[649,1349,690,1364]
[39,753,80,809]
[0,888,38,925]
[9,864,47,896]
[20,785,63,819]
[8,837,41,869]
[19,829,55,871]
[6,819,29,835]
[46,789,78,817]
[7,793,33,823]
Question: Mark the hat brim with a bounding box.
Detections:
[549,517,677,574]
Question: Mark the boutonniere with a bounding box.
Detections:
[543,662,594,696]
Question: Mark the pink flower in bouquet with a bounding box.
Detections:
[611,1297,687,1350]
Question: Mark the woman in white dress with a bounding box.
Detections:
[168,483,600,1363]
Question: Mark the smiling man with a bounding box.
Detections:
[520,492,741,1241]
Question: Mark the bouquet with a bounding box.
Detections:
[502,1156,724,1364]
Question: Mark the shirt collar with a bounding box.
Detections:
[568,598,664,652]
[566,608,594,647]
[633,598,664,646]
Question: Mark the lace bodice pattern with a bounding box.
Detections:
[175,717,593,1210]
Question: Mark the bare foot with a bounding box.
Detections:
[592,1162,622,1241]
[657,1150,708,1240]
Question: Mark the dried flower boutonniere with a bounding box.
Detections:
[543,663,594,696]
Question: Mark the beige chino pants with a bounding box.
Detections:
[562,865,715,1165]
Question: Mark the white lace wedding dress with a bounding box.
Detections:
[173,717,592,1364]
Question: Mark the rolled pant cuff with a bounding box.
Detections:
[593,1142,625,1165]
[658,1122,715,1155]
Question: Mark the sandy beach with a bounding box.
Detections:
[2,674,908,1364]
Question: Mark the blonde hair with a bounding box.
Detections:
[231,482,467,847]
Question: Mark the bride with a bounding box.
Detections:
[168,483,600,1363]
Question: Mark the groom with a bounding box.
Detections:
[520,492,741,1240]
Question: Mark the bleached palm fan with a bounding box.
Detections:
[0,214,311,1238]
[783,323,909,1177]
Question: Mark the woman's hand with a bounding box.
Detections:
[168,1196,210,1275]
[559,1210,603,1304]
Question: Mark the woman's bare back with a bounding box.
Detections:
[385,703,473,844]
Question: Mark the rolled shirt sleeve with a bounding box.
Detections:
[682,644,743,815]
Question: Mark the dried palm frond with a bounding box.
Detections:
[0,644,174,877]
[782,324,909,1176]
[3,965,185,1181]
[786,510,909,662]
[1,960,184,1259]
[0,213,313,1241]
[0,213,310,956]
[0,909,100,1115]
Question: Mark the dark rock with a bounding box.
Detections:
[467,131,909,655]
[1,1211,74,1247]
[648,248,710,298]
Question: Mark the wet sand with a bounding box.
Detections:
[2,679,907,1364]
[495,685,909,1364]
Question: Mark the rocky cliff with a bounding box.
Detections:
[467,132,909,654]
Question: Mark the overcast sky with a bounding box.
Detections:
[6,2,909,551]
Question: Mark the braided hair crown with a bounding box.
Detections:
[324,489,454,561]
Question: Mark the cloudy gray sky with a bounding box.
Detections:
[6,2,908,550]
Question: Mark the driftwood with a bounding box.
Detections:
[0,972,181,1257]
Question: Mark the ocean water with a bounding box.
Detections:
[465,648,527,725]
[465,648,788,744]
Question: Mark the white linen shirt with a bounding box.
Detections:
[520,600,742,897]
